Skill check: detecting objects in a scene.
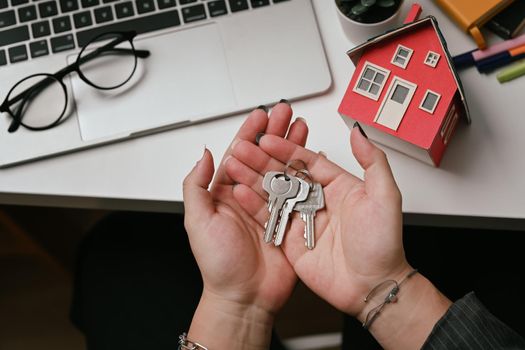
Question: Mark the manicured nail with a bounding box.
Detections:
[256,105,269,113]
[279,99,291,106]
[231,138,240,150]
[196,146,206,166]
[255,132,265,145]
[295,117,307,124]
[353,122,368,139]
[223,155,232,166]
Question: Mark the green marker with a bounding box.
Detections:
[497,58,525,83]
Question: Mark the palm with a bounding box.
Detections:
[284,174,404,315]
[191,182,296,313]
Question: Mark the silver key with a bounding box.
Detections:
[294,182,324,250]
[273,177,310,247]
[262,172,300,243]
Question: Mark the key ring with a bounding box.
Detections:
[283,159,308,179]
[295,169,313,185]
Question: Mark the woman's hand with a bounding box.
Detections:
[182,103,308,349]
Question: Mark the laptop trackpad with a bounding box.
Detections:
[70,24,237,141]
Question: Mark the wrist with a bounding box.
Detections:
[355,264,415,322]
[356,271,452,350]
[188,290,275,350]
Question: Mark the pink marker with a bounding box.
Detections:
[473,33,525,61]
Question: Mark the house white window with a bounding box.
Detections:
[444,113,459,145]
[424,51,440,68]
[419,89,441,114]
[353,62,390,101]
[391,45,413,69]
[441,104,456,138]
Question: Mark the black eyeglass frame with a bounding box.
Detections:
[0,30,150,133]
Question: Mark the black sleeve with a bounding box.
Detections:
[421,292,525,350]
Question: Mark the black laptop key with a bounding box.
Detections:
[178,0,195,4]
[156,0,174,9]
[29,39,49,57]
[251,0,268,7]
[102,0,119,3]
[81,0,98,7]
[182,3,205,23]
[0,10,16,28]
[52,15,71,32]
[0,0,7,9]
[0,25,30,47]
[18,5,37,22]
[94,5,112,23]
[8,44,27,63]
[0,49,6,65]
[115,1,133,18]
[136,0,154,13]
[73,10,92,28]
[228,0,247,12]
[11,0,29,6]
[77,9,180,46]
[59,0,78,12]
[38,1,58,17]
[207,0,226,17]
[31,20,51,37]
[50,33,75,52]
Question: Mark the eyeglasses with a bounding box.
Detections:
[0,31,150,133]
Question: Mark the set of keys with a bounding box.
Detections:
[262,163,325,250]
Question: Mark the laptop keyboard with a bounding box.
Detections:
[0,0,290,66]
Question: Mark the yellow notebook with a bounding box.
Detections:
[435,0,515,48]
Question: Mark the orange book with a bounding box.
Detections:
[435,0,515,49]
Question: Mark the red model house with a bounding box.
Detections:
[338,8,471,167]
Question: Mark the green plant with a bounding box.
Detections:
[337,0,402,24]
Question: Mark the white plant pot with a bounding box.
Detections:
[336,1,404,45]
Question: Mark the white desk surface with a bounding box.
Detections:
[1,0,525,224]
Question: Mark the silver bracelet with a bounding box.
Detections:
[362,269,418,330]
[178,332,208,350]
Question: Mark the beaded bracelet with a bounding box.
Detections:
[178,333,208,350]
[362,269,418,330]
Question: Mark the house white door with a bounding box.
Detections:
[374,76,417,131]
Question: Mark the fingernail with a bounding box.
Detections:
[231,138,240,150]
[255,132,265,145]
[256,105,269,113]
[353,122,368,139]
[223,155,232,166]
[279,99,291,106]
[295,117,307,124]
[197,145,207,165]
[318,150,327,158]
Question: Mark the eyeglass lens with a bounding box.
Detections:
[7,74,67,130]
[79,33,137,89]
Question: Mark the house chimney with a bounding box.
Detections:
[404,3,422,24]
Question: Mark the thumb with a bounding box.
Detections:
[183,148,215,221]
[350,123,400,201]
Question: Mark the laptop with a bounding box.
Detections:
[0,0,331,168]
